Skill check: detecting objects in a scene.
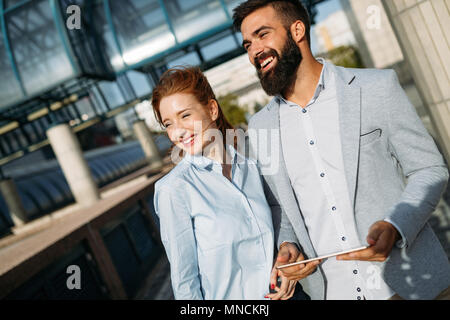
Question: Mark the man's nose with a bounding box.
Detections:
[250,42,264,65]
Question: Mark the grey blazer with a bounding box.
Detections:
[248,62,450,300]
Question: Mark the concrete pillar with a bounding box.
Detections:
[47,123,100,207]
[0,179,28,227]
[382,0,450,163]
[133,120,163,169]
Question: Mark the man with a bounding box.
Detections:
[233,0,450,300]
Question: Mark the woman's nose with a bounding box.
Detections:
[171,126,187,142]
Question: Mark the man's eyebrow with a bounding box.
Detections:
[241,26,273,47]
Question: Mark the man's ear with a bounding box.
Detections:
[290,20,306,44]
[208,99,219,122]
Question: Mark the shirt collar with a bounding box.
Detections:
[183,143,239,170]
[276,57,327,106]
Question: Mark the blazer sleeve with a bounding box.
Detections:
[384,70,449,247]
[154,184,203,299]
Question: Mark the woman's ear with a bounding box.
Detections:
[290,20,306,44]
[208,99,219,122]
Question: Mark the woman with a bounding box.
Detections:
[152,66,297,300]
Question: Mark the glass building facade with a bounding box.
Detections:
[0,0,245,111]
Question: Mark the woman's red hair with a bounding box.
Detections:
[151,66,234,144]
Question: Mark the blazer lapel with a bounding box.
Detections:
[332,65,361,208]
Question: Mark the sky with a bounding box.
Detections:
[310,0,343,54]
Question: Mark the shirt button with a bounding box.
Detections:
[309,140,315,145]
[302,108,307,113]
[320,173,325,177]
[357,296,361,300]
[341,236,346,241]
[357,287,361,292]
[332,206,337,211]
[353,270,358,274]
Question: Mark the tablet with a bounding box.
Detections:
[276,245,369,269]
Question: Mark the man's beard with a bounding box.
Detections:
[257,32,303,97]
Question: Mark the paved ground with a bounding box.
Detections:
[138,194,450,300]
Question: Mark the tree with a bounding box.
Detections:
[217,93,248,127]
[319,45,365,69]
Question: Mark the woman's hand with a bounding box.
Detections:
[270,242,300,286]
[265,242,299,300]
[266,274,297,300]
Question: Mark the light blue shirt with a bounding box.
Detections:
[154,144,274,300]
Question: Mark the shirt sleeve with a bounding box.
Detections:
[154,184,203,300]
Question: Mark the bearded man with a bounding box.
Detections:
[233,0,450,300]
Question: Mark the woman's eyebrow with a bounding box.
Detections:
[176,106,192,116]
[162,106,192,123]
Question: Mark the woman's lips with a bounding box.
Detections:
[181,134,196,148]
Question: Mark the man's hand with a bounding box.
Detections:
[267,242,305,300]
[270,242,320,289]
[278,253,321,281]
[270,242,300,290]
[337,221,401,262]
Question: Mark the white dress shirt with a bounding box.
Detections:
[278,59,395,300]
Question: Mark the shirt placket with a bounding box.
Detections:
[211,161,268,262]
[299,106,367,300]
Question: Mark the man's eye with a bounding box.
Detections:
[260,32,268,38]
[244,44,250,51]
[182,113,190,118]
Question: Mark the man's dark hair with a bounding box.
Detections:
[232,0,311,48]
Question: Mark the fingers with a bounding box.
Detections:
[271,246,299,291]
[336,243,388,262]
[276,244,299,264]
[337,221,399,262]
[280,260,320,281]
[270,266,278,290]
[277,247,291,263]
[337,247,376,261]
[276,253,305,274]
[280,281,296,300]
[266,278,296,300]
[367,223,385,245]
[270,274,290,300]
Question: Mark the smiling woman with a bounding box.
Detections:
[150,66,299,300]
[151,66,233,156]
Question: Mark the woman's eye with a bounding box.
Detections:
[260,32,268,38]
[182,113,190,118]
[164,123,171,128]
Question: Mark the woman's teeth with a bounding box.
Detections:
[183,136,194,144]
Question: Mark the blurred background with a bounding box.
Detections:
[0,0,448,300]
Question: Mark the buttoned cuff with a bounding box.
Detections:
[384,218,407,248]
